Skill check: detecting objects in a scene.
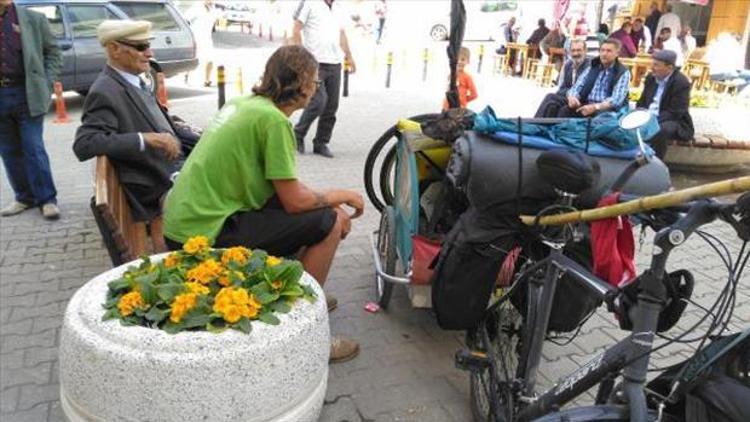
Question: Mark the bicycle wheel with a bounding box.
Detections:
[469,296,523,422]
[363,113,439,212]
[375,206,397,309]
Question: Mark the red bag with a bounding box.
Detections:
[410,235,441,285]
[591,192,636,288]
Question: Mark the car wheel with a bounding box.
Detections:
[430,24,448,41]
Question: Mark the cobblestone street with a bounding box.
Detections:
[1,54,748,421]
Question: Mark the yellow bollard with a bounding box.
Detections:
[478,44,485,73]
[422,48,429,81]
[236,67,244,95]
[385,51,393,88]
[217,65,226,109]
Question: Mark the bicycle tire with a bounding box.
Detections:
[375,206,397,309]
[468,295,523,422]
[363,113,439,212]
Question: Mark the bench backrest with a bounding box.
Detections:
[91,156,166,266]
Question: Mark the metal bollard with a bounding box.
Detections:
[236,67,244,95]
[385,51,393,88]
[217,65,226,109]
[343,59,350,97]
[478,44,485,74]
[422,48,429,82]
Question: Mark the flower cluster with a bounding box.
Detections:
[102,237,316,334]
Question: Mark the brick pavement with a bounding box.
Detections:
[1,68,748,421]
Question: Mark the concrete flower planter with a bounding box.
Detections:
[59,255,330,422]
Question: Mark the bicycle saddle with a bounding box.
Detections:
[536,149,601,196]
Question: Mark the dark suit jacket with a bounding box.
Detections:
[636,71,695,141]
[73,65,176,219]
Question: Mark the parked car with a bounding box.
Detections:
[215,0,256,27]
[428,0,518,41]
[16,0,198,94]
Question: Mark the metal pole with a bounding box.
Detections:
[422,48,429,82]
[217,65,226,109]
[386,51,393,88]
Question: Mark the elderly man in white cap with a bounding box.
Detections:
[73,20,181,222]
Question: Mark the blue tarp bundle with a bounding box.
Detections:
[472,106,660,159]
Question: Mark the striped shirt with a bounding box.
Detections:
[569,64,630,107]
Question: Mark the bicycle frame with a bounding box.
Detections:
[502,201,723,421]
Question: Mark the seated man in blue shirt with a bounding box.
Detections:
[557,38,631,118]
[534,39,590,117]
[635,49,694,159]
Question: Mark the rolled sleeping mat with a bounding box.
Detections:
[446,131,672,215]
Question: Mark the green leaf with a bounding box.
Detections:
[270,301,292,314]
[301,284,317,297]
[256,291,280,305]
[162,320,184,334]
[144,306,171,323]
[181,313,212,329]
[206,321,227,333]
[136,271,159,285]
[102,308,120,321]
[107,278,130,292]
[258,312,280,325]
[280,285,304,297]
[234,317,253,334]
[157,284,185,303]
[103,295,120,308]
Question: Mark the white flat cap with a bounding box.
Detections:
[97,20,154,46]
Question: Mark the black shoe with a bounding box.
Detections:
[296,139,305,154]
[313,145,334,158]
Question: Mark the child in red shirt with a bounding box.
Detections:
[443,47,478,109]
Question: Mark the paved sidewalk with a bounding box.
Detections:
[1,73,748,421]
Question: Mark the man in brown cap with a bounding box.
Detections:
[73,20,181,222]
[636,49,694,159]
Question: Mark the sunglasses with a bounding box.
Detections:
[117,40,151,52]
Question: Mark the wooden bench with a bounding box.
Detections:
[90,156,167,267]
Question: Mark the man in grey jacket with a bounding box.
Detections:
[73,20,180,221]
[0,0,61,219]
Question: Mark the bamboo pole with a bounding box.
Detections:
[520,176,750,226]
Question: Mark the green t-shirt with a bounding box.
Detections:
[163,95,297,244]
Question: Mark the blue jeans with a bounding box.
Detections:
[0,86,57,206]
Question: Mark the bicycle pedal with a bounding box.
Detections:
[455,349,489,371]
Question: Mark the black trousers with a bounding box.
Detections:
[294,63,342,146]
[648,120,681,160]
[534,93,567,118]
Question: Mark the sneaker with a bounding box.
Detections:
[329,336,359,363]
[326,295,338,313]
[313,144,334,158]
[41,203,60,220]
[0,201,30,217]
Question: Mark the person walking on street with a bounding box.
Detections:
[292,0,356,158]
[0,0,61,220]
[185,0,219,87]
[374,0,386,44]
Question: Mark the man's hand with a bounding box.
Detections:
[567,95,581,109]
[341,191,364,219]
[143,132,181,160]
[345,56,357,74]
[577,104,597,116]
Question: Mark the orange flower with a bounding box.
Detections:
[185,282,209,295]
[117,291,147,316]
[265,256,282,267]
[213,287,262,323]
[170,292,198,323]
[164,253,181,269]
[270,280,283,290]
[186,259,224,285]
[183,236,210,255]
[221,247,251,266]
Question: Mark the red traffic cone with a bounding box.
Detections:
[53,81,71,124]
